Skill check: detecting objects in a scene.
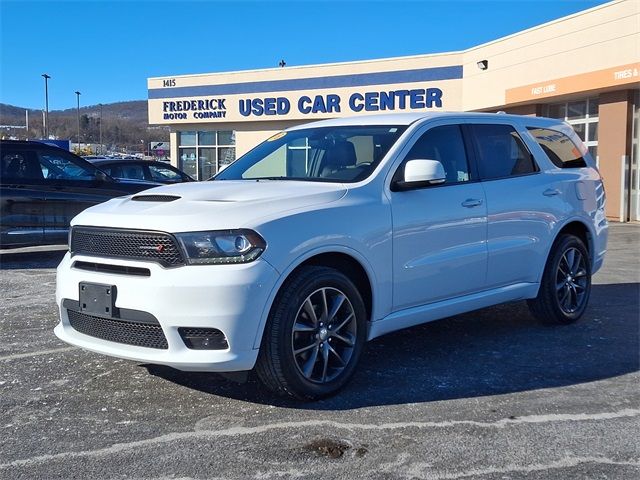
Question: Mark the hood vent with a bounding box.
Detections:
[131,194,181,202]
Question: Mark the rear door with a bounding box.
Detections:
[390,122,488,310]
[0,148,45,247]
[467,123,563,288]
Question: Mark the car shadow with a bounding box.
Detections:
[0,248,67,270]
[146,282,640,409]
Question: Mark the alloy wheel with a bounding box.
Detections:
[556,247,588,314]
[291,287,357,384]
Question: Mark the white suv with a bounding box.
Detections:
[55,113,608,400]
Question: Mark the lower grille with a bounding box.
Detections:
[67,309,168,349]
[178,327,228,350]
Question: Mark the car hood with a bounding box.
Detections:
[71,180,348,232]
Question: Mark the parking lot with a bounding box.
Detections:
[1,224,638,479]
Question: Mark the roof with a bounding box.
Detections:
[0,139,63,148]
[285,111,564,130]
[90,158,167,166]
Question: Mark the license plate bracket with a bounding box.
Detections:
[79,282,117,317]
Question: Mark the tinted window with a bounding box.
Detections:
[527,127,587,168]
[404,125,470,183]
[471,124,537,179]
[116,163,145,180]
[37,149,96,180]
[1,151,44,181]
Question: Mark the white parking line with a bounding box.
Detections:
[1,408,638,469]
[0,347,78,362]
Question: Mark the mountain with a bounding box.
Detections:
[0,100,169,153]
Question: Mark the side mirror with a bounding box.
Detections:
[392,159,446,191]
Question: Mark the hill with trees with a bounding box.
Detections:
[0,100,169,154]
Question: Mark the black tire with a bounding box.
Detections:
[527,234,592,325]
[255,266,367,400]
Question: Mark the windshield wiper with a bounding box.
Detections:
[254,177,297,181]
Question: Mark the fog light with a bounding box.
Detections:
[178,328,228,350]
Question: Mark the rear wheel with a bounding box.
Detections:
[256,266,366,400]
[527,234,591,325]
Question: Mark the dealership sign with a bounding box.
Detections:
[160,88,443,121]
[149,64,462,124]
[238,88,443,117]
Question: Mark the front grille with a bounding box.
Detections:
[71,227,184,267]
[67,309,168,349]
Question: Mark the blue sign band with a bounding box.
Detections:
[149,65,462,99]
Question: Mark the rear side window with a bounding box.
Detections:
[470,124,538,180]
[527,127,587,168]
[1,151,44,181]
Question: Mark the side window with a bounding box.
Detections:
[526,127,587,168]
[404,124,470,183]
[37,150,96,180]
[471,124,538,180]
[1,151,44,181]
[148,164,183,181]
[118,164,145,180]
[100,166,113,176]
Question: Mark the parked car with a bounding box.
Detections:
[0,140,159,248]
[55,113,607,400]
[88,158,194,184]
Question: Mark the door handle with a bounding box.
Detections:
[461,198,483,208]
[543,188,561,197]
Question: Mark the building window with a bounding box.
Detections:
[547,97,599,165]
[178,130,235,180]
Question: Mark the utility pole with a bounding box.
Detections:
[42,74,51,138]
[75,91,81,152]
[99,103,103,154]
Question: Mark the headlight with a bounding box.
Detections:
[175,229,266,265]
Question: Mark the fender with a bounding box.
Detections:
[536,214,598,286]
[252,244,380,349]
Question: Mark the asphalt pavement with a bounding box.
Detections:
[1,225,638,479]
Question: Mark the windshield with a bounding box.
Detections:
[215,125,406,183]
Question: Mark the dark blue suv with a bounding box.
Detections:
[1,140,158,248]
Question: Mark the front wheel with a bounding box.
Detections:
[255,266,367,400]
[527,234,592,325]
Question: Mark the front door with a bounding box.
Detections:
[390,123,488,311]
[35,147,111,244]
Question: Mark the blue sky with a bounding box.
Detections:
[1,0,606,110]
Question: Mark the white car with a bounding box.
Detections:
[55,112,608,400]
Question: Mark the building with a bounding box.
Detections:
[148,0,639,221]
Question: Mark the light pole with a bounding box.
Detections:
[42,74,51,138]
[75,91,81,152]
[99,103,103,154]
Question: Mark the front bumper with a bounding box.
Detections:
[54,252,279,372]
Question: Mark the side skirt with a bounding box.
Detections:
[368,283,539,341]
